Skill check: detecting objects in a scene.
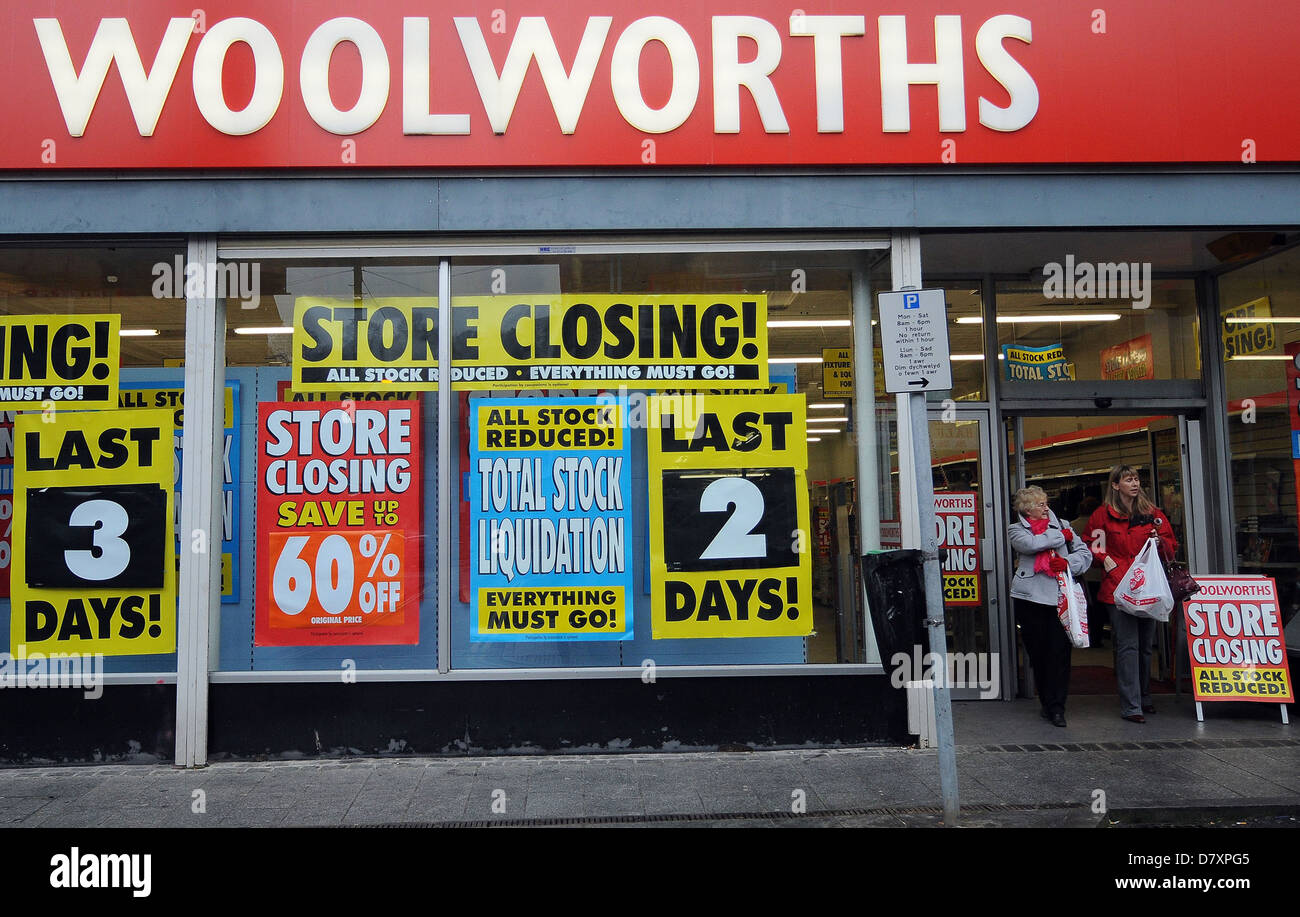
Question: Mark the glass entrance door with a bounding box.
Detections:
[1006,413,1203,690]
[887,407,1005,699]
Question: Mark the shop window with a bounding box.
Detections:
[219,247,888,675]
[0,243,186,677]
[995,278,1199,382]
[221,259,440,671]
[448,251,881,668]
[1218,246,1300,620]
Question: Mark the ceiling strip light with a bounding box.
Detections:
[234,326,294,335]
[768,319,851,328]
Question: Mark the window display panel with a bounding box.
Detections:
[449,251,878,668]
[995,278,1199,382]
[1218,246,1300,620]
[0,243,186,676]
[221,259,438,671]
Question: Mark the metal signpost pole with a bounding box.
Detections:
[909,392,960,826]
[878,287,959,826]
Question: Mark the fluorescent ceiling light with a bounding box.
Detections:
[807,416,848,423]
[1229,354,1290,360]
[806,437,822,443]
[119,329,159,337]
[234,326,294,335]
[1224,316,1300,324]
[810,402,846,409]
[956,314,1122,324]
[768,319,851,328]
[770,356,823,364]
[807,427,842,434]
[950,354,986,361]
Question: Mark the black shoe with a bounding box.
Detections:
[1142,704,1157,714]
[1122,713,1146,724]
[1050,713,1067,727]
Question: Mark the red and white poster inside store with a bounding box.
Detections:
[256,400,423,646]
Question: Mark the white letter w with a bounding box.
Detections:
[34,17,193,137]
[454,16,611,134]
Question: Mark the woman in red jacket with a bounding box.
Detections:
[1087,465,1178,723]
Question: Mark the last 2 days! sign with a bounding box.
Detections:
[256,401,423,646]
[648,393,811,639]
[10,409,175,656]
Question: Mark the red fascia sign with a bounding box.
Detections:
[1,0,1298,170]
[256,401,423,646]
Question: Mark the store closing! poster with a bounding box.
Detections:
[0,314,121,409]
[1183,576,1294,703]
[648,393,811,639]
[10,409,176,656]
[292,295,768,391]
[256,401,423,646]
[935,492,981,605]
[469,397,633,641]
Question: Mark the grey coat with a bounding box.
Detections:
[1008,509,1093,606]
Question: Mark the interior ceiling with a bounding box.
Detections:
[919,230,1275,276]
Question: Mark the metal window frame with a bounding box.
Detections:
[201,233,894,683]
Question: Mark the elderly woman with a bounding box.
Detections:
[1009,486,1093,727]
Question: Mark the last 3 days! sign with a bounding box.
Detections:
[256,401,423,646]
[10,409,176,656]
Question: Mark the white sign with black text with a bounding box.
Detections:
[877,290,953,394]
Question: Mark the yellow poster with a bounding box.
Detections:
[822,347,853,396]
[292,295,768,392]
[0,314,120,409]
[10,409,176,656]
[647,393,811,639]
[1221,296,1275,358]
[117,384,240,601]
[293,297,440,392]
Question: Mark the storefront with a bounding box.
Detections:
[0,1,1297,763]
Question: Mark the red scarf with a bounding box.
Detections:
[1028,516,1055,574]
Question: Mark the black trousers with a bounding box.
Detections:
[1016,598,1072,715]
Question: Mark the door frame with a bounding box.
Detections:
[1002,407,1211,697]
[927,404,1010,700]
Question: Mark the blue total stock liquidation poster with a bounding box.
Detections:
[469,396,634,642]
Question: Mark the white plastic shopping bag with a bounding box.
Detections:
[1056,567,1090,648]
[1115,537,1174,621]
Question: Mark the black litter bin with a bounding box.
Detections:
[860,550,928,665]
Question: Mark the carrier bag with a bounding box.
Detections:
[1115,537,1175,622]
[1056,567,1091,648]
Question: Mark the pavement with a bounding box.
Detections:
[0,693,1296,828]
